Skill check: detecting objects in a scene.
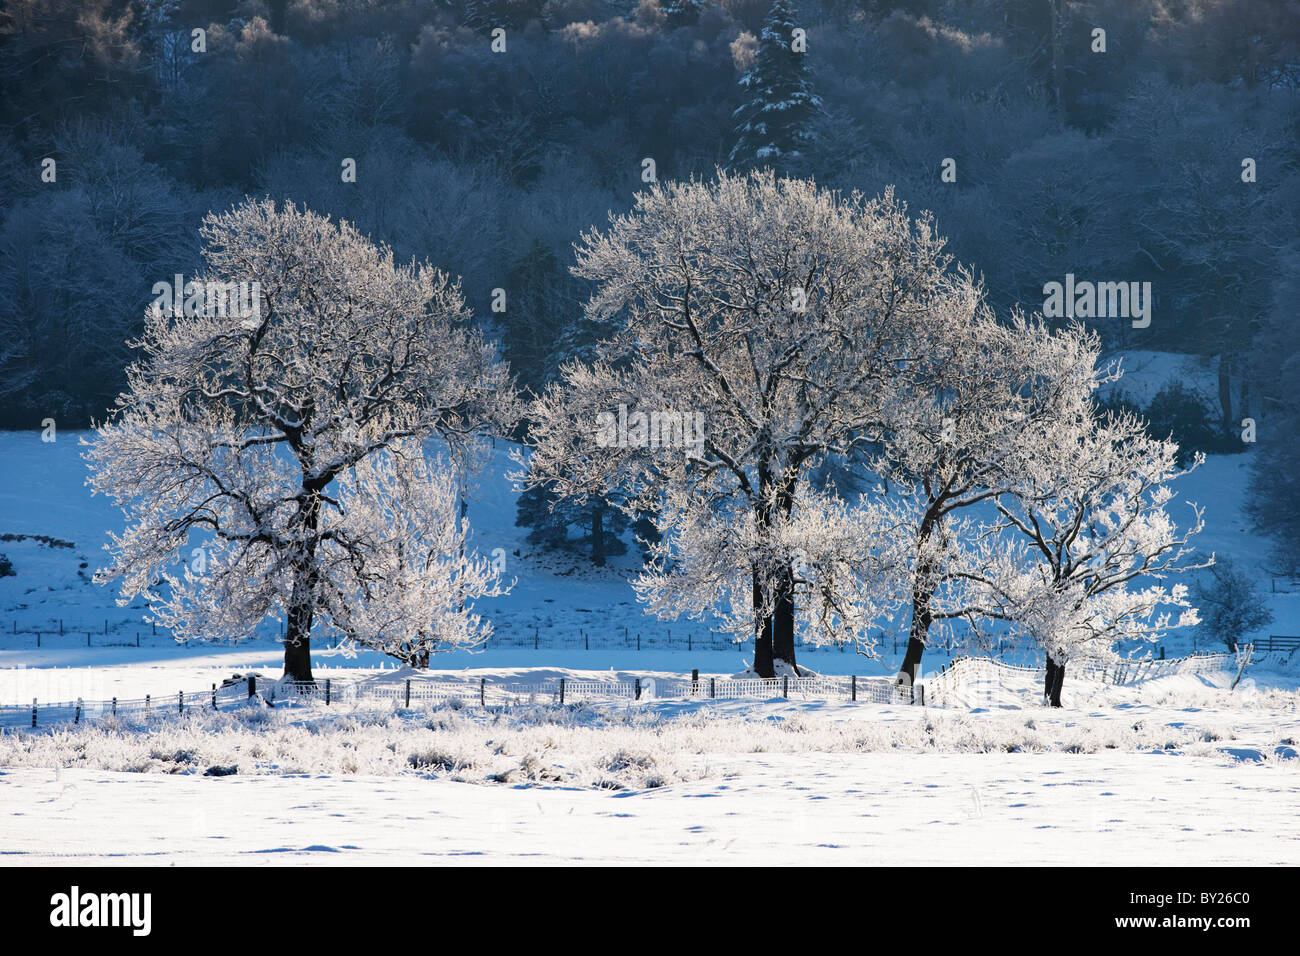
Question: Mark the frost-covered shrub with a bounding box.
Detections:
[1144,380,1235,464]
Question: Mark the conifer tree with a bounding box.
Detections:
[729,0,822,169]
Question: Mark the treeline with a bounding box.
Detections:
[1,0,1299,566]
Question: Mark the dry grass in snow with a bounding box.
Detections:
[1,695,1296,791]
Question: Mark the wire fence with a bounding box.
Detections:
[256,673,918,707]
[0,668,920,730]
[2,619,1015,659]
[922,647,1251,708]
[0,644,1257,730]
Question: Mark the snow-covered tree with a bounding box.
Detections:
[729,0,823,170]
[86,200,517,681]
[522,171,982,677]
[662,0,706,28]
[882,312,1104,683]
[985,410,1206,706]
[1189,556,1273,652]
[325,444,509,668]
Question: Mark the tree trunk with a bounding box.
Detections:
[771,562,800,676]
[898,509,940,685]
[1218,354,1234,437]
[283,612,314,683]
[1048,0,1066,116]
[752,569,775,678]
[898,635,925,687]
[591,503,606,568]
[1044,655,1064,707]
[767,473,800,676]
[282,490,320,683]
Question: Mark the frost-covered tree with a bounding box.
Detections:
[729,0,823,170]
[662,0,706,28]
[986,411,1206,706]
[1189,556,1273,652]
[523,171,981,677]
[86,200,517,681]
[325,444,509,668]
[881,312,1103,684]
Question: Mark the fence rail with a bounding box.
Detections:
[1255,636,1300,654]
[0,669,920,730]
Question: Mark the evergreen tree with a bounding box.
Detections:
[662,0,705,28]
[729,0,822,170]
[515,484,629,567]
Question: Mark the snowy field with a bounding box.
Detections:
[0,663,1296,864]
[3,751,1296,865]
[2,361,1299,866]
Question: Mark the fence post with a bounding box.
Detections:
[75,699,82,724]
[111,697,117,716]
[404,679,411,708]
[585,631,589,650]
[559,677,565,705]
[691,668,699,696]
[211,684,217,710]
[179,691,184,714]
[145,694,150,717]
[637,634,641,651]
[635,677,641,701]
[248,675,255,699]
[709,677,715,699]
[325,678,331,706]
[31,699,36,728]
[918,684,925,707]
[688,633,693,652]
[851,675,857,702]
[480,677,486,707]
[782,675,789,699]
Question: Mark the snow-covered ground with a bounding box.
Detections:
[3,751,1296,865]
[1,665,1296,864]
[1,349,1298,866]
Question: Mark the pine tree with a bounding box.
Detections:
[729,0,822,170]
[662,0,706,28]
[515,484,629,567]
